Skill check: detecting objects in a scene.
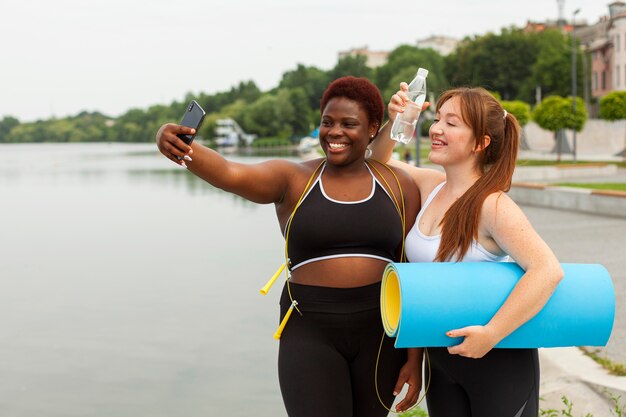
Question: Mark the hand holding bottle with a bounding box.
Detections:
[388,82,430,131]
[390,68,429,144]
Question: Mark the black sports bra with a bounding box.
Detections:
[286,164,403,270]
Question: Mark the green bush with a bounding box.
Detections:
[599,91,626,121]
[501,100,531,127]
[533,95,587,133]
[251,137,291,148]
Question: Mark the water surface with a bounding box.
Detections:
[0,143,290,417]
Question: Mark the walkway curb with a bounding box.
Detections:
[508,183,626,219]
[540,347,626,416]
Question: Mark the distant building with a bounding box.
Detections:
[608,4,626,92]
[585,2,626,98]
[573,16,610,47]
[523,20,576,33]
[338,46,389,68]
[590,37,613,98]
[214,119,255,147]
[415,35,459,56]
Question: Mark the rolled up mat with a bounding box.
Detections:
[381,262,614,348]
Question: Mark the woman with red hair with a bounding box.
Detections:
[156,76,422,416]
[371,84,563,417]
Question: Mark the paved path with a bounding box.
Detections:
[522,204,626,366]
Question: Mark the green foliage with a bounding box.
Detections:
[580,348,626,376]
[1,112,114,143]
[443,28,583,103]
[2,25,592,144]
[540,393,626,417]
[599,91,626,121]
[555,183,626,192]
[242,95,282,138]
[0,116,19,142]
[329,55,373,81]
[251,137,291,147]
[501,100,531,126]
[527,30,584,101]
[532,96,587,132]
[445,28,538,100]
[399,407,429,417]
[606,390,625,417]
[376,45,447,105]
[279,64,330,110]
[540,395,592,417]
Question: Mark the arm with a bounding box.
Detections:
[369,84,444,198]
[447,194,564,358]
[369,82,409,164]
[156,123,293,204]
[393,348,424,413]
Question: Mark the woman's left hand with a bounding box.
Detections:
[393,358,422,412]
[446,325,498,359]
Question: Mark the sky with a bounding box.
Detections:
[0,0,611,122]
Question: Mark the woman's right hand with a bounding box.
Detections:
[387,82,410,122]
[155,123,194,166]
[387,82,430,121]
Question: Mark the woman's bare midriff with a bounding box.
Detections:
[289,257,390,288]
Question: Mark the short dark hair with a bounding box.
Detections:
[320,76,384,132]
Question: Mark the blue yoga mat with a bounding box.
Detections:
[380,262,615,348]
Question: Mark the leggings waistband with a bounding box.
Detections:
[279,281,381,314]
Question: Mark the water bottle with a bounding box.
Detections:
[390,68,429,144]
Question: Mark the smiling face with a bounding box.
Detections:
[428,96,479,169]
[319,97,378,167]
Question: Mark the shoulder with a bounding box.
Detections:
[480,191,527,232]
[369,160,416,195]
[415,167,445,191]
[261,157,323,179]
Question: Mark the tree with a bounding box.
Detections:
[443,28,583,104]
[501,100,530,126]
[524,29,584,102]
[501,100,531,150]
[376,45,447,104]
[532,95,587,161]
[329,55,372,81]
[279,64,330,110]
[242,95,282,138]
[285,87,313,137]
[444,29,538,100]
[599,91,626,160]
[0,116,19,143]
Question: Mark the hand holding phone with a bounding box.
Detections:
[177,100,206,145]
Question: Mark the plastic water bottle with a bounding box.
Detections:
[391,68,429,144]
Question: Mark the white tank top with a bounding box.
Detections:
[405,182,510,263]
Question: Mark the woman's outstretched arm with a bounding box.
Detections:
[156,123,295,204]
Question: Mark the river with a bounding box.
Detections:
[0,143,291,417]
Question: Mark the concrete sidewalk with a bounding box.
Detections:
[540,348,626,416]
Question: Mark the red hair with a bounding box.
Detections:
[320,76,384,133]
[434,87,520,262]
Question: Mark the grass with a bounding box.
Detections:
[398,146,626,169]
[552,183,626,191]
[399,393,626,417]
[579,348,626,376]
[517,159,626,169]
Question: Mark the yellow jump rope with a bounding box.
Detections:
[259,158,430,413]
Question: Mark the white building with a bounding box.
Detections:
[608,3,626,91]
[214,119,255,147]
[337,46,389,68]
[416,35,459,56]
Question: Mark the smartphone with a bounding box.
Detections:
[177,100,206,145]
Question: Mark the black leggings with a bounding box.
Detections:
[425,347,539,417]
[278,282,406,417]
